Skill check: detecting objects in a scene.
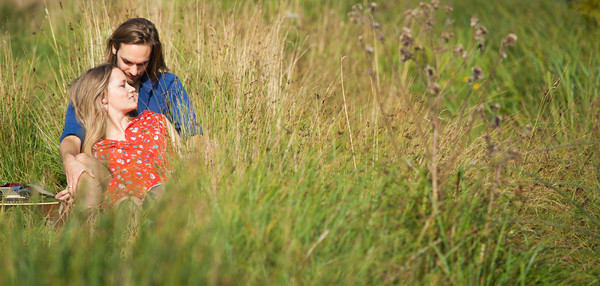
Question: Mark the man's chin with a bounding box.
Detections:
[127,79,140,86]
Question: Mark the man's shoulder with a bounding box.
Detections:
[160,72,179,81]
[140,73,183,93]
[142,72,180,84]
[141,73,182,96]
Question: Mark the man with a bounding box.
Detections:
[56,18,199,202]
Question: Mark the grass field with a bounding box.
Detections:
[1,0,599,284]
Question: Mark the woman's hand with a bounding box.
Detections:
[55,188,72,202]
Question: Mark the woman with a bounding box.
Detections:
[56,63,180,209]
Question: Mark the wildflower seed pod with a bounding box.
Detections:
[492,115,502,127]
[490,103,501,110]
[470,17,479,28]
[429,83,441,95]
[477,42,484,51]
[419,2,432,10]
[432,0,440,9]
[441,31,454,43]
[400,47,413,61]
[474,27,487,41]
[426,18,435,29]
[353,4,363,11]
[368,2,377,12]
[445,5,453,14]
[472,66,483,80]
[348,11,360,24]
[503,33,518,47]
[453,44,464,57]
[365,46,374,54]
[476,104,485,113]
[426,65,435,77]
[400,27,413,44]
[412,9,422,18]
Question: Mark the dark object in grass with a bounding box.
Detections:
[1,183,60,224]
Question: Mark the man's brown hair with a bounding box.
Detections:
[106,18,168,82]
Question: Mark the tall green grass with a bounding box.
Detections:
[1,0,599,284]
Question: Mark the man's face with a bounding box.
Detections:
[112,43,152,87]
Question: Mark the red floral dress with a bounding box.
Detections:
[92,111,172,208]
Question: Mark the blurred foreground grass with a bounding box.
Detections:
[1,0,599,284]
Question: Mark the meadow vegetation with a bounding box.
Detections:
[1,0,599,284]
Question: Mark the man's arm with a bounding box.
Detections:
[165,74,200,138]
[163,74,215,164]
[56,104,94,201]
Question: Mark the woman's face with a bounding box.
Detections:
[103,68,138,115]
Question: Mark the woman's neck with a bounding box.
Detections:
[104,111,132,141]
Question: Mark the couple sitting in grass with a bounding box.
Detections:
[55,18,199,210]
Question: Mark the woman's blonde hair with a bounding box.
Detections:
[70,63,117,156]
